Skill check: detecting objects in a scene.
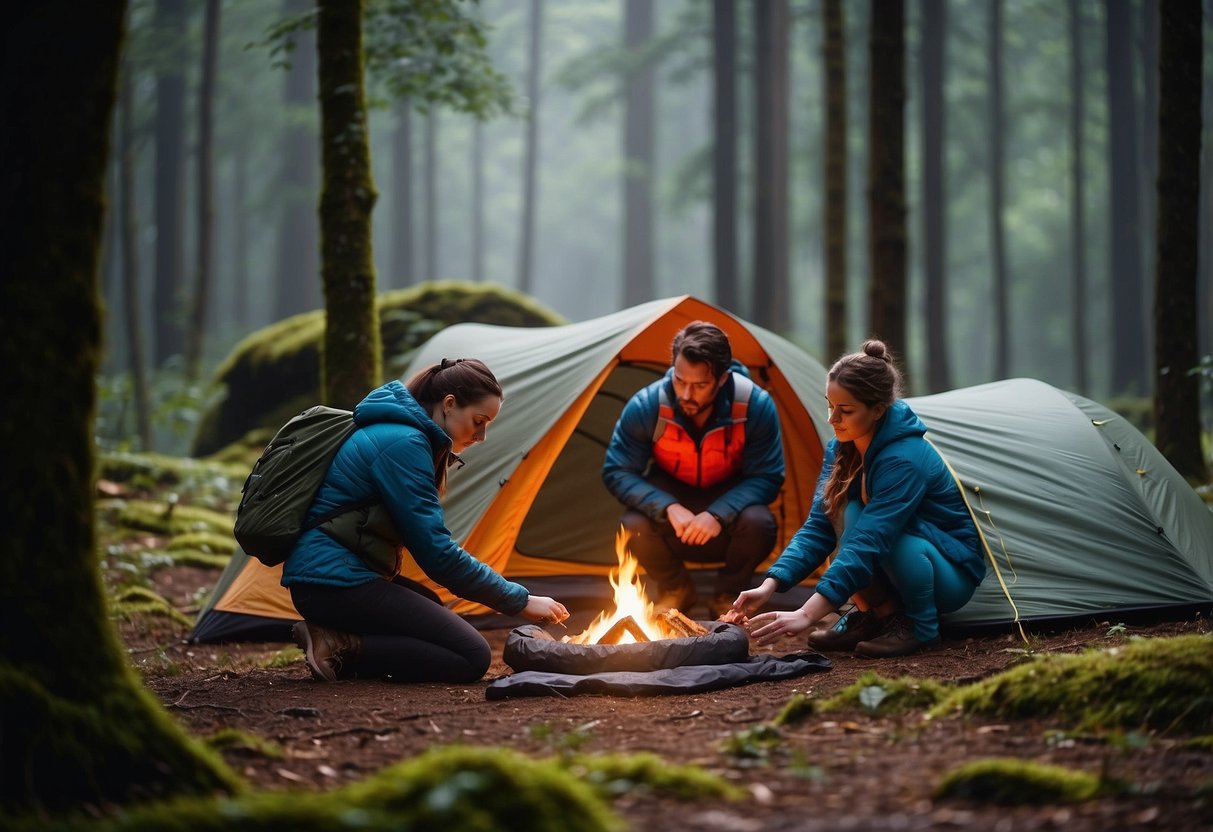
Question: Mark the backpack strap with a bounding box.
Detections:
[303,496,379,531]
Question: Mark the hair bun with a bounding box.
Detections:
[860,339,892,363]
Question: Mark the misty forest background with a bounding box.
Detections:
[100,0,1212,471]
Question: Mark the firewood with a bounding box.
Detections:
[658,608,708,638]
[595,615,650,645]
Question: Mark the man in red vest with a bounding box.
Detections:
[603,322,785,619]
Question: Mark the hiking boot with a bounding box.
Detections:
[292,620,362,682]
[854,614,940,658]
[806,606,889,652]
[653,580,698,614]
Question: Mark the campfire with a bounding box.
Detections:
[563,528,708,645]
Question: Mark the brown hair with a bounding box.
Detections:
[820,339,903,520]
[406,357,503,411]
[405,358,503,494]
[671,321,732,378]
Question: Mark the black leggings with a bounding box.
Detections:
[289,579,492,683]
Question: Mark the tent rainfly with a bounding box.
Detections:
[190,297,1213,644]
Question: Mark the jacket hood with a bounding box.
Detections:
[353,381,450,451]
[865,400,926,460]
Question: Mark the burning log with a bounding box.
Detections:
[596,615,650,645]
[657,608,709,638]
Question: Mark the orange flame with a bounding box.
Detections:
[565,527,667,645]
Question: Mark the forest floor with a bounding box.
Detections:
[118,561,1213,832]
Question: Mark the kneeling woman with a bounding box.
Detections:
[283,359,568,682]
[734,340,984,657]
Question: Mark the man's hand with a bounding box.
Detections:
[667,505,721,546]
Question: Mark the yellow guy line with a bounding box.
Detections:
[924,435,1027,643]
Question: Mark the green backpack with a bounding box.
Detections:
[234,405,371,566]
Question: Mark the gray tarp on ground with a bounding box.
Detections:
[486,651,833,699]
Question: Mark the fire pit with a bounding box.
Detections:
[504,530,750,674]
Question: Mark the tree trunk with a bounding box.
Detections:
[518,0,544,294]
[0,2,239,816]
[391,101,414,287]
[988,0,1009,380]
[1137,0,1159,366]
[866,0,907,376]
[472,118,485,282]
[713,0,739,313]
[920,0,949,392]
[1152,0,1206,481]
[152,0,187,366]
[752,0,790,333]
[424,110,438,281]
[274,0,321,320]
[232,147,250,326]
[823,0,848,362]
[1068,0,1089,393]
[317,0,382,408]
[623,0,655,306]
[1202,0,1213,361]
[1105,0,1146,395]
[185,0,220,381]
[120,68,153,451]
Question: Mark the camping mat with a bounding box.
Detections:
[503,622,750,674]
[485,651,832,699]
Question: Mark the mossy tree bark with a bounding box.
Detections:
[317,0,382,409]
[0,3,240,818]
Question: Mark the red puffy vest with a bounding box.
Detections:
[651,374,753,488]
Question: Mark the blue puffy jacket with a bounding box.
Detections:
[766,400,984,605]
[601,362,785,524]
[280,381,529,615]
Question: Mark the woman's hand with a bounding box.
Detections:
[522,595,569,626]
[746,608,816,647]
[731,578,778,617]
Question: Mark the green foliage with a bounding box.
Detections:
[719,723,784,764]
[935,758,1109,805]
[528,719,595,754]
[96,364,220,457]
[115,500,234,538]
[190,281,565,458]
[340,745,619,832]
[23,745,619,832]
[771,692,816,727]
[110,586,193,627]
[931,634,1213,733]
[98,451,246,510]
[819,671,950,716]
[564,752,743,801]
[261,647,303,670]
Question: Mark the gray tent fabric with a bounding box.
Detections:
[910,379,1213,626]
[503,622,750,674]
[486,651,833,699]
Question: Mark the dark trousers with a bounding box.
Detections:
[290,577,491,683]
[619,473,777,598]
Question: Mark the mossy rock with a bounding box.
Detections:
[191,281,565,458]
[931,633,1213,732]
[935,758,1108,805]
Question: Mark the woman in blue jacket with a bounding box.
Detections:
[284,359,568,683]
[732,340,984,657]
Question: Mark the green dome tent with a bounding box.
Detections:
[189,297,1212,643]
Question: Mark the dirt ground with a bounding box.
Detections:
[116,563,1213,832]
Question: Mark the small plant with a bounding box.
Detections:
[719,723,783,764]
[772,692,816,727]
[818,671,950,715]
[1104,622,1128,638]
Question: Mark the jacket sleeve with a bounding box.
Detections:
[812,451,929,605]
[765,441,837,591]
[601,388,678,522]
[374,432,528,615]
[706,387,785,525]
